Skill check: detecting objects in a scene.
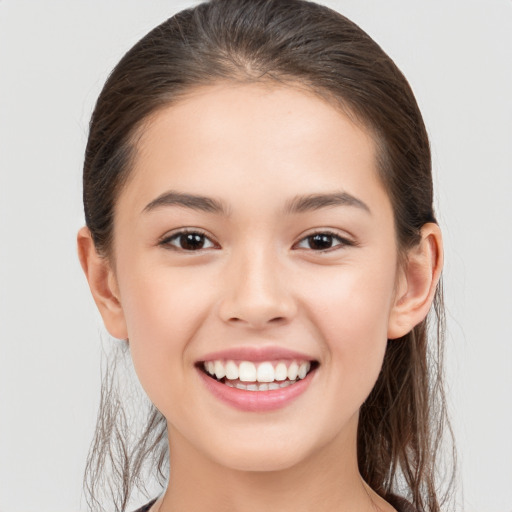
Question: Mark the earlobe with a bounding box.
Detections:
[387,223,443,340]
[77,226,128,340]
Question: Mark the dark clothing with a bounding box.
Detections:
[132,494,417,512]
[132,499,157,512]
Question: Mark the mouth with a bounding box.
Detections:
[197,359,319,392]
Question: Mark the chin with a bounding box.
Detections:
[197,424,324,474]
[212,445,310,473]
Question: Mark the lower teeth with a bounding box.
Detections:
[224,380,297,391]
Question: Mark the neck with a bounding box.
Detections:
[156,416,388,512]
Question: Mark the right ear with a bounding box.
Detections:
[77,226,128,340]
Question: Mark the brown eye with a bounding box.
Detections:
[295,232,351,251]
[308,234,335,250]
[163,231,216,251]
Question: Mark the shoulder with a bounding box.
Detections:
[386,494,419,512]
[131,498,158,512]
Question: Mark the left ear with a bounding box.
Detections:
[387,223,443,340]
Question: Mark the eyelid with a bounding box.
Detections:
[158,228,219,251]
[157,227,355,253]
[293,229,355,252]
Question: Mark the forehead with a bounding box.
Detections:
[136,82,373,158]
[122,82,389,215]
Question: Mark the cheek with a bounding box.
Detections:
[116,263,216,407]
[301,258,396,396]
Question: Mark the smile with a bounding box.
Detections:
[202,360,314,390]
[197,356,319,411]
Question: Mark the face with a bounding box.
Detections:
[109,83,402,471]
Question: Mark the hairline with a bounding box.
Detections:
[104,77,402,262]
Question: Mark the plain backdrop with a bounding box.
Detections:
[0,1,511,511]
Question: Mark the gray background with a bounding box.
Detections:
[0,1,511,511]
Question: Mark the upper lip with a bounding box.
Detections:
[199,346,317,363]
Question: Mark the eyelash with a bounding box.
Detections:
[159,229,354,253]
[293,230,354,252]
[159,229,218,252]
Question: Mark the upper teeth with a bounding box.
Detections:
[203,360,312,383]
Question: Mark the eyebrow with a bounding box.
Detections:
[143,191,229,215]
[142,190,370,216]
[284,192,371,215]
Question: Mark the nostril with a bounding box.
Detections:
[227,315,288,327]
[219,292,297,328]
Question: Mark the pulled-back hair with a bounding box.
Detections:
[83,1,455,510]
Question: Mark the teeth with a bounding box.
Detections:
[202,359,314,387]
[224,380,296,391]
[225,360,239,380]
[275,362,288,381]
[287,362,299,380]
[298,362,310,379]
[214,360,226,379]
[239,361,257,382]
[256,362,275,382]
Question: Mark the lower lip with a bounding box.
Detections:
[197,368,315,412]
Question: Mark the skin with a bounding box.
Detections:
[78,83,442,512]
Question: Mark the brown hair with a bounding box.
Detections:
[83,1,455,510]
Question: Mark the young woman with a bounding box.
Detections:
[77,1,455,511]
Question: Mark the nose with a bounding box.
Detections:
[218,246,297,329]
